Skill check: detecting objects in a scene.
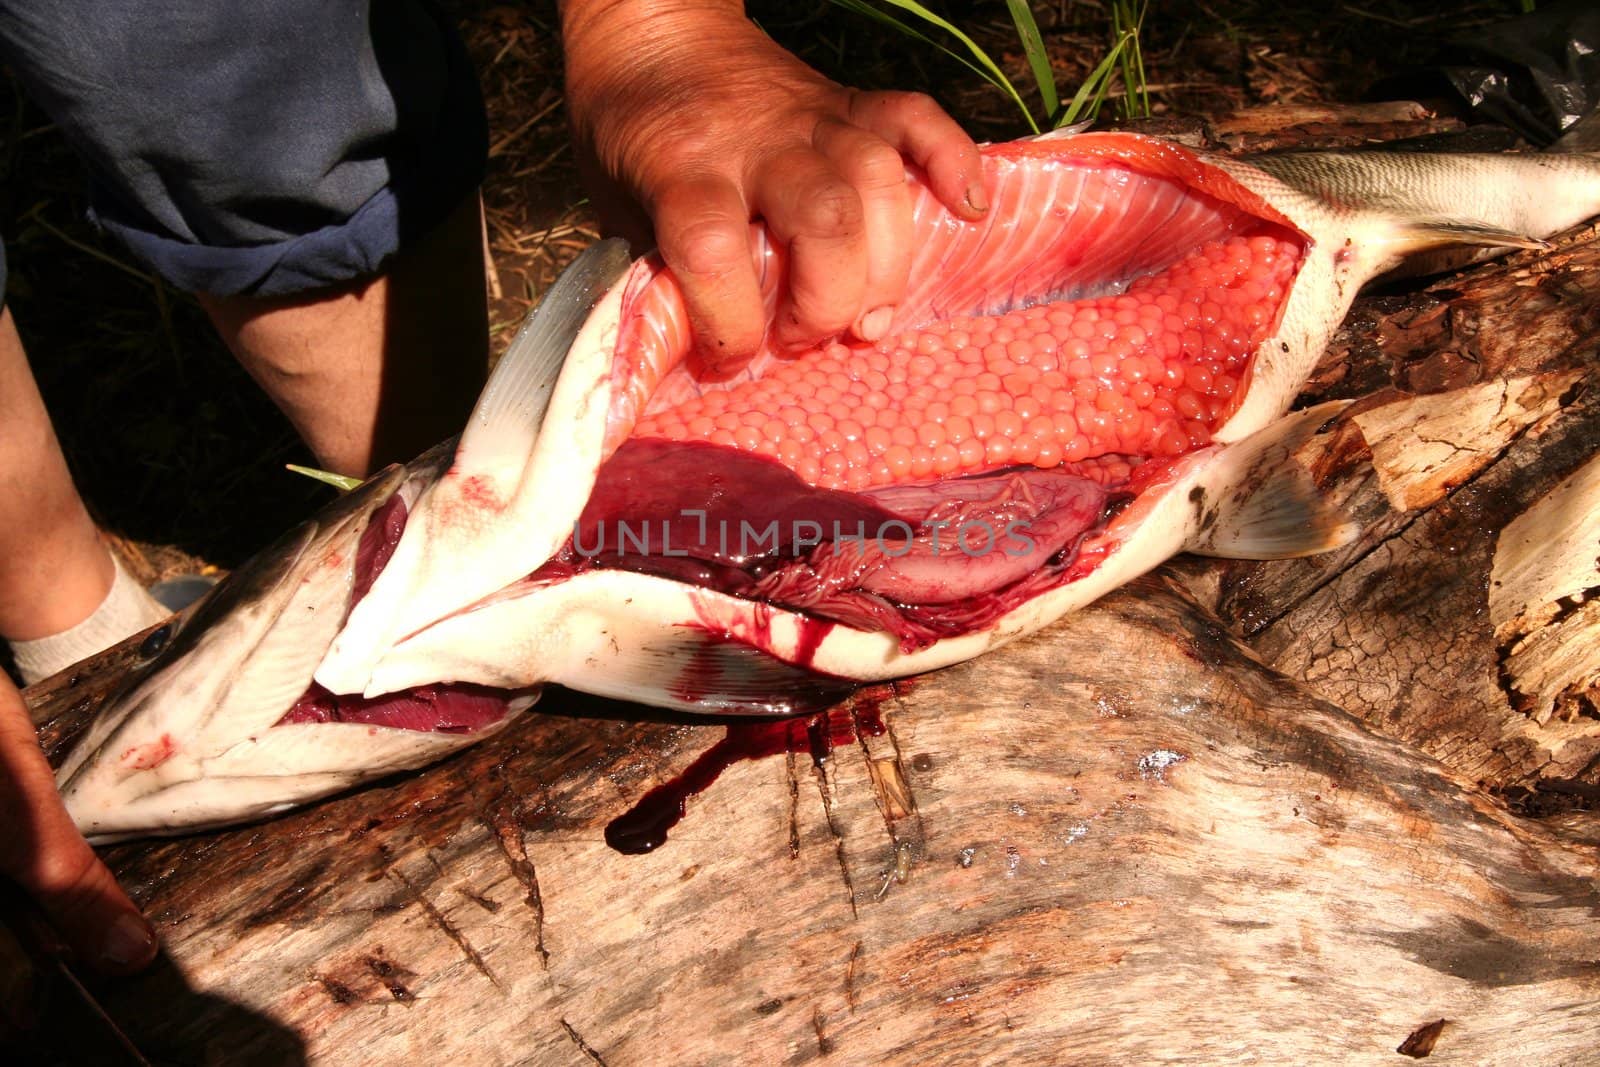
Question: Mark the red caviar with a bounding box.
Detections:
[633,234,1300,490]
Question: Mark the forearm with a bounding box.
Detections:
[560,0,774,159]
[560,0,745,51]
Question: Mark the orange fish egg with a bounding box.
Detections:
[634,234,1302,490]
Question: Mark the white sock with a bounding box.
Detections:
[10,554,171,685]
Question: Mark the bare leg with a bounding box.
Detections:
[199,194,489,477]
[3,195,485,666]
[0,307,114,642]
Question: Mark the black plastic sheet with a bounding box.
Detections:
[1440,0,1600,146]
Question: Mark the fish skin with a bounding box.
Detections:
[56,134,1600,841]
[1203,146,1600,439]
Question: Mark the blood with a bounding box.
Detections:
[791,613,832,670]
[549,438,1119,653]
[274,489,518,734]
[119,733,175,770]
[457,474,505,512]
[567,437,903,569]
[604,695,892,855]
[278,682,509,733]
[351,493,408,607]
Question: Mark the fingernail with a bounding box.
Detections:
[856,305,895,341]
[965,181,988,215]
[99,914,156,970]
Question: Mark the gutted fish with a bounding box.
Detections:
[59,133,1600,840]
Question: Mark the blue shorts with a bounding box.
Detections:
[0,0,488,301]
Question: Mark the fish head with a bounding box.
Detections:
[57,457,535,842]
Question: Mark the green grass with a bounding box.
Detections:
[824,0,1152,132]
[285,465,362,492]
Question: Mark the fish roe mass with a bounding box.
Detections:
[632,234,1302,491]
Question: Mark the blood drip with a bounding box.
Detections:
[605,696,891,854]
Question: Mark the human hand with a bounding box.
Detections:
[0,672,157,1004]
[561,0,986,371]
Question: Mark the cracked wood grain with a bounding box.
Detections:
[1210,221,1600,796]
[26,574,1600,1063]
[812,749,860,920]
[478,764,550,968]
[389,869,499,987]
[1352,372,1582,512]
[1489,450,1600,725]
[560,1018,608,1065]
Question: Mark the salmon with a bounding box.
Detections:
[56,133,1600,840]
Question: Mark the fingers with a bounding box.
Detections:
[617,59,983,364]
[651,175,765,372]
[850,90,988,220]
[753,147,870,351]
[0,678,156,976]
[811,119,914,341]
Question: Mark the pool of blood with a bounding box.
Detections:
[605,696,890,855]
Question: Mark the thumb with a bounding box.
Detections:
[12,835,157,975]
[0,677,157,975]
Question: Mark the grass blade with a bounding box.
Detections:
[1112,0,1151,120]
[826,0,1041,133]
[285,464,363,492]
[1004,0,1059,121]
[828,0,1004,87]
[1056,32,1128,127]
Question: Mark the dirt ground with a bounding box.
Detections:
[0,0,1518,580]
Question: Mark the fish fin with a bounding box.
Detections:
[560,630,855,717]
[458,238,633,468]
[1391,219,1549,253]
[1187,401,1361,560]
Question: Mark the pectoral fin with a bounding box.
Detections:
[1391,219,1549,254]
[315,240,633,696]
[554,629,855,717]
[459,237,633,473]
[1186,401,1361,560]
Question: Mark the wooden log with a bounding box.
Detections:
[19,137,1600,1066]
[1207,220,1600,803]
[21,574,1600,1064]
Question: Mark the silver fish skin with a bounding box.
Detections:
[53,457,537,843]
[53,135,1600,841]
[1203,147,1600,437]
